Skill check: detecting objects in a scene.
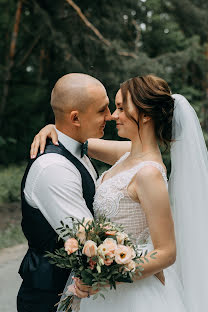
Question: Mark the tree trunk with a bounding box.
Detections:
[0,0,23,129]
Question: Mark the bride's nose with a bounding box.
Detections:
[111,110,118,120]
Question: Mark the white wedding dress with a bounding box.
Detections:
[79,152,187,312]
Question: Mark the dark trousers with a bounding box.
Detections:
[17,282,60,312]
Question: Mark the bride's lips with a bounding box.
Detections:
[116,123,122,127]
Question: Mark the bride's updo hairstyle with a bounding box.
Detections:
[120,74,174,149]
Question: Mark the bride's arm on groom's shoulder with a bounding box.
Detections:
[30,124,57,158]
[88,139,131,165]
[29,124,132,164]
[133,166,176,282]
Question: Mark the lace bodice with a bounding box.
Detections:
[93,152,167,244]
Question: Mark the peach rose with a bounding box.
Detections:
[105,230,117,236]
[116,232,128,245]
[114,245,133,264]
[130,247,136,259]
[76,218,93,244]
[104,258,114,266]
[76,227,86,244]
[98,238,117,258]
[64,238,79,255]
[82,240,98,257]
[124,260,136,272]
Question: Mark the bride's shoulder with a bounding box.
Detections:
[134,161,167,184]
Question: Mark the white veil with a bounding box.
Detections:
[168,94,208,311]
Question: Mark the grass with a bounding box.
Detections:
[0,163,26,203]
[0,224,26,250]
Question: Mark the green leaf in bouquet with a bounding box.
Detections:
[99,293,106,300]
[144,257,149,263]
[150,252,157,259]
[144,250,148,257]
[92,284,99,291]
[81,270,94,286]
[111,280,116,290]
[56,226,63,231]
[137,265,144,272]
[99,281,108,286]
[93,293,99,300]
[117,276,133,283]
[135,258,144,264]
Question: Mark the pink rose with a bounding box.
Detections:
[114,245,133,264]
[124,260,136,272]
[82,240,98,257]
[64,238,79,255]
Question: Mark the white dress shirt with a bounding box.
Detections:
[24,130,97,236]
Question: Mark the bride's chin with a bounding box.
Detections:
[117,131,128,139]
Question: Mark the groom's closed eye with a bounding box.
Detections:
[99,104,109,113]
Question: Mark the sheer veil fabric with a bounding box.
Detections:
[169,94,208,311]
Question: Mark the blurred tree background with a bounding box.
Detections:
[0,0,208,209]
[1,0,208,165]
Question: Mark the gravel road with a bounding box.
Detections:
[0,244,27,312]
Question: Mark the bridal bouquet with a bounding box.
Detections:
[46,215,156,311]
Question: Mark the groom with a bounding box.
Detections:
[17,73,111,312]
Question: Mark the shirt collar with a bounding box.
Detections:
[56,128,82,158]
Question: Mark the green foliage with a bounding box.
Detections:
[0,224,26,249]
[0,163,25,203]
[0,0,207,164]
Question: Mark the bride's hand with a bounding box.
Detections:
[30,124,58,159]
[73,278,99,298]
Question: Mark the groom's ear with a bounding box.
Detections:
[70,110,81,127]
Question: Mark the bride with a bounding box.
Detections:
[31,74,208,311]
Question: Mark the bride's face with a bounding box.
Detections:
[112,89,140,139]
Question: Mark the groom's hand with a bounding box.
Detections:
[73,278,99,298]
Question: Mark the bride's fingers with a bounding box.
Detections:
[39,136,48,154]
[74,279,90,291]
[74,280,99,296]
[73,285,89,298]
[30,136,41,159]
[50,129,59,146]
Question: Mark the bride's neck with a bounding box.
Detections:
[129,133,160,159]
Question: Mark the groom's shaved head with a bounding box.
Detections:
[51,73,104,119]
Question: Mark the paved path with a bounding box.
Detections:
[0,244,27,312]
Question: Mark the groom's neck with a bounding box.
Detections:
[55,124,86,143]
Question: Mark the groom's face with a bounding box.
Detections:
[80,85,111,139]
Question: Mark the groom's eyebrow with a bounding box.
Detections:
[98,103,109,111]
